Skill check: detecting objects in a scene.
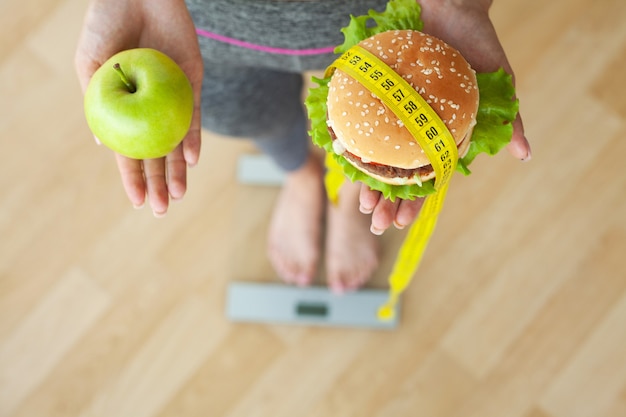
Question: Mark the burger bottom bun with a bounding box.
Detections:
[341,127,473,186]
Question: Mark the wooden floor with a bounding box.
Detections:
[1,0,625,416]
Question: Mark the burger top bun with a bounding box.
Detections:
[326,30,479,175]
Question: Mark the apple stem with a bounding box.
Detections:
[113,63,136,93]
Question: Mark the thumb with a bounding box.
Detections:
[507,113,532,161]
[74,51,100,94]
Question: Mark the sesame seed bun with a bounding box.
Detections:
[326,30,479,185]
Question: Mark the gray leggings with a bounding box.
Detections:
[186,0,389,171]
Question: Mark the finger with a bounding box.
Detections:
[359,184,381,214]
[370,195,400,235]
[395,198,425,229]
[74,53,100,93]
[166,144,187,201]
[143,157,170,217]
[182,82,203,168]
[115,153,147,209]
[507,113,532,161]
[75,52,105,147]
[182,118,202,167]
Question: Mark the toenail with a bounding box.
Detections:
[330,285,344,295]
[296,274,311,286]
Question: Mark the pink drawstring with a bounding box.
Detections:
[196,28,336,56]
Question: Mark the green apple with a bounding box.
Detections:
[84,48,194,159]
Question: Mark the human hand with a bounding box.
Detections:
[75,0,203,216]
[359,0,531,235]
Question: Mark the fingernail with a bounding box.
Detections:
[133,202,144,210]
[522,147,532,162]
[370,225,385,235]
[360,205,373,214]
[153,210,167,218]
[393,221,405,230]
[94,135,102,145]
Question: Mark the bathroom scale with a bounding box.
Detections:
[237,154,285,186]
[226,282,399,329]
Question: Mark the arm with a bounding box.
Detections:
[75,0,203,216]
[360,0,531,234]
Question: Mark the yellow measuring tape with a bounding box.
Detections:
[325,44,458,320]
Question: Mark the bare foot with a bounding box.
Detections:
[267,153,325,286]
[325,180,380,294]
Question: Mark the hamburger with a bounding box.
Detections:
[326,29,479,186]
[305,0,519,200]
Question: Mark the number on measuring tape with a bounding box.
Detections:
[425,126,438,140]
[392,89,405,102]
[370,69,383,80]
[415,113,428,126]
[381,78,395,90]
[403,101,418,114]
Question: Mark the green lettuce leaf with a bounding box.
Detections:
[305,0,518,200]
[336,0,424,54]
[457,69,519,173]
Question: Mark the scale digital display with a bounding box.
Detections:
[296,302,329,317]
